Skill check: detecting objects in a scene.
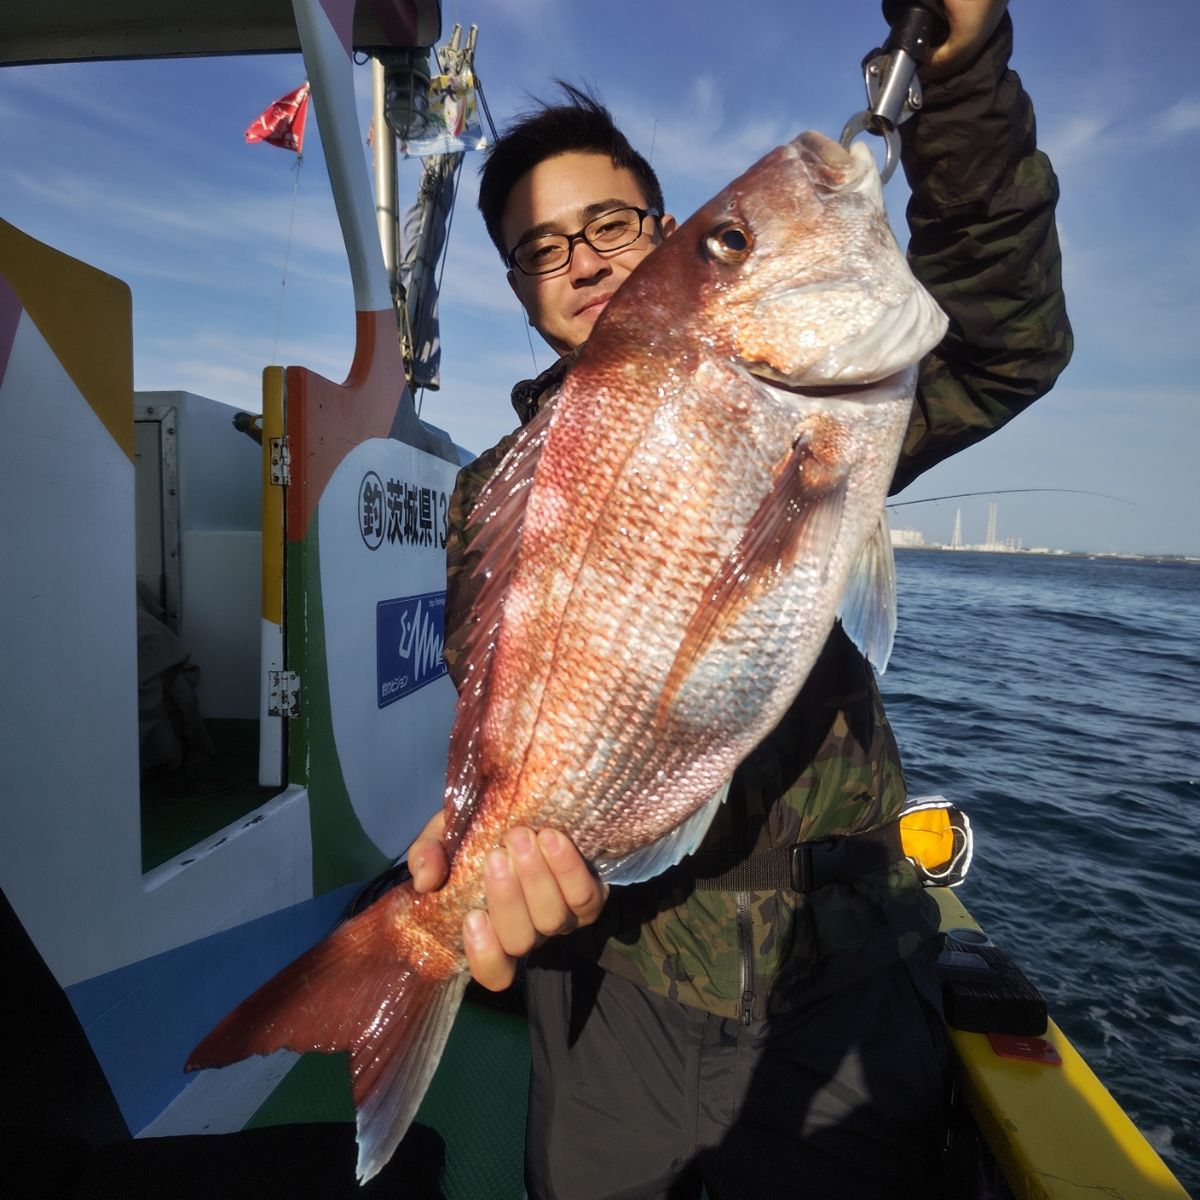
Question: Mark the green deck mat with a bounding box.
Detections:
[247,996,530,1200]
[140,718,277,871]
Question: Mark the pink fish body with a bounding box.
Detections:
[189,132,947,1181]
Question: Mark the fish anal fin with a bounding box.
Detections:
[594,780,731,885]
[658,436,848,714]
[837,512,897,672]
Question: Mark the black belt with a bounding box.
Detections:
[683,821,904,893]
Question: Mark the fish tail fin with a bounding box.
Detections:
[353,969,468,1182]
[186,884,468,1183]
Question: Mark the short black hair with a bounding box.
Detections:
[477,82,664,261]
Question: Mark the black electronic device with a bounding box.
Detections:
[938,927,1049,1036]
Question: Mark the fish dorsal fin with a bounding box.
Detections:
[441,399,559,852]
[658,434,848,715]
[594,779,731,886]
[837,512,897,672]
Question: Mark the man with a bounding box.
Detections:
[410,3,1071,1197]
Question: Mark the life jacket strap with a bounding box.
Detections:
[689,821,905,893]
[683,795,973,893]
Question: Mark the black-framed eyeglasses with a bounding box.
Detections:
[507,206,662,277]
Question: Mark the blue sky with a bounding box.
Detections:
[2,1,1196,555]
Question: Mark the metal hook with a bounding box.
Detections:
[839,108,903,183]
[839,3,946,184]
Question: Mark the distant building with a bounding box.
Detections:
[950,508,963,549]
[891,528,926,547]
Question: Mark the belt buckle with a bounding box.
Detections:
[790,839,838,892]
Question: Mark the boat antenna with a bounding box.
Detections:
[888,487,1133,509]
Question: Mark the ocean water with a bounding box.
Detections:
[880,549,1200,1194]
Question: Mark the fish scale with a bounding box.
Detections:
[505,380,840,854]
[188,130,948,1183]
[503,407,739,844]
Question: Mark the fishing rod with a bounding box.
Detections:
[887,488,1134,509]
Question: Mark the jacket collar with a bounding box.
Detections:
[509,347,581,427]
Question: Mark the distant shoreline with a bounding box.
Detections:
[892,545,1199,565]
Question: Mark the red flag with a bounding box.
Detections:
[245,83,311,154]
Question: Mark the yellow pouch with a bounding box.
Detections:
[899,796,973,887]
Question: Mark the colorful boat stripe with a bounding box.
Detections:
[0,217,133,460]
[66,884,360,1135]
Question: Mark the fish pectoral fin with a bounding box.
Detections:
[594,779,731,885]
[837,512,897,672]
[658,436,848,714]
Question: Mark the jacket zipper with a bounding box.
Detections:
[736,890,754,1024]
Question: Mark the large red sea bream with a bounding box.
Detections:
[189,131,948,1181]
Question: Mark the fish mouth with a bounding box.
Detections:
[738,359,908,402]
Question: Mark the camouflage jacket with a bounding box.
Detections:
[443,15,1072,1021]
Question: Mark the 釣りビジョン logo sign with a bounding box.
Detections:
[376,592,448,707]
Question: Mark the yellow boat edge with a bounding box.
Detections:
[932,888,1189,1200]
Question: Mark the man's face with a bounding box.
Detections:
[500,151,676,356]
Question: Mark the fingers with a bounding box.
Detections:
[409,811,609,992]
[463,908,519,991]
[920,0,1008,82]
[407,810,450,893]
[461,827,610,992]
[495,827,608,943]
[481,837,541,958]
[538,829,610,924]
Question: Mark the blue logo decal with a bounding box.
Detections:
[376,591,448,707]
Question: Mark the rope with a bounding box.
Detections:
[271,154,303,364]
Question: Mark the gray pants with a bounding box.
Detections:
[523,944,950,1200]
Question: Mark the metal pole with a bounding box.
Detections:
[371,56,400,298]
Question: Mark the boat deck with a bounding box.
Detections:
[140,719,276,872]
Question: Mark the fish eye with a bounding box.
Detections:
[704,222,753,263]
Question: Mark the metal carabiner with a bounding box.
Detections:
[839,2,947,184]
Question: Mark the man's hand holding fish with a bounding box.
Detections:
[408,811,607,991]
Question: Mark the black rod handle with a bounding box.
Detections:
[881,1,949,64]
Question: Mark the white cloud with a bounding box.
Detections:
[1151,98,1200,140]
[417,365,525,456]
[136,325,357,412]
[4,165,357,409]
[1041,93,1200,177]
[7,165,348,278]
[440,230,521,317]
[617,74,792,195]
[3,63,180,147]
[1040,113,1109,173]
